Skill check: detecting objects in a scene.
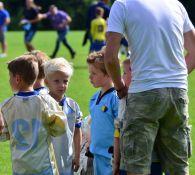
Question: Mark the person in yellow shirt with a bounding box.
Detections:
[90,7,106,52]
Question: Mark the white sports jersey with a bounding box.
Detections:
[0,91,68,175]
[52,97,82,175]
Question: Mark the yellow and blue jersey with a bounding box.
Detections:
[90,17,106,41]
[0,91,68,175]
[89,88,119,159]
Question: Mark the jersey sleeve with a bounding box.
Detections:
[74,102,83,128]
[41,95,68,137]
[107,1,126,35]
[0,109,10,141]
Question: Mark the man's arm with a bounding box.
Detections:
[104,32,128,98]
[184,29,195,74]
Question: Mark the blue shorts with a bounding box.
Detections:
[24,26,36,42]
[93,154,112,175]
[90,40,105,52]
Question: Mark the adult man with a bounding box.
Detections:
[0,2,10,58]
[40,5,76,59]
[104,0,195,175]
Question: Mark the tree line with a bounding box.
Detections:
[2,0,195,31]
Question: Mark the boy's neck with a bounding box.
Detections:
[101,82,113,94]
[34,79,45,89]
[49,92,64,103]
[18,86,34,92]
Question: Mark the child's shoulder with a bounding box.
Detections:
[0,96,15,112]
[65,97,80,112]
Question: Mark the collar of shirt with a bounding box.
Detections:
[96,87,115,105]
[15,91,38,97]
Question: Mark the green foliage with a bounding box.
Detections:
[2,0,97,30]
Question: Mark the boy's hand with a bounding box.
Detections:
[72,157,80,172]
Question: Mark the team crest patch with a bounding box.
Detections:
[101,105,108,112]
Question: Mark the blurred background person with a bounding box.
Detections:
[0,1,10,58]
[20,0,41,51]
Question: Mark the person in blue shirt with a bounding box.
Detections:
[0,2,10,58]
[87,51,119,175]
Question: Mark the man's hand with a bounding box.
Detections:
[72,157,80,172]
[0,112,4,133]
[116,84,128,99]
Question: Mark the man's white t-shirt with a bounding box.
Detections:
[107,0,194,93]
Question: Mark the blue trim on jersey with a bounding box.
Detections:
[59,96,66,109]
[75,122,82,128]
[16,91,38,97]
[34,87,46,93]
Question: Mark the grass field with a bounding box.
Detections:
[0,31,195,174]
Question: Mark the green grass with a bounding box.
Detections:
[0,31,195,174]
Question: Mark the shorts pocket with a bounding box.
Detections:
[186,125,192,158]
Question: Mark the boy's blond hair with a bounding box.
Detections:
[44,57,73,78]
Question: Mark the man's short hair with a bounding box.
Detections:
[8,55,39,85]
[44,57,73,78]
[24,50,49,79]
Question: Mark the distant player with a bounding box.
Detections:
[83,0,110,51]
[21,0,41,51]
[0,1,10,58]
[0,55,68,175]
[44,58,82,174]
[39,5,76,59]
[90,7,106,52]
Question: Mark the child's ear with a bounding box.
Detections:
[15,74,22,84]
[44,78,48,86]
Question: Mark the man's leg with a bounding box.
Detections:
[156,88,190,175]
[120,89,170,175]
[62,37,75,59]
[51,37,61,58]
[24,29,36,51]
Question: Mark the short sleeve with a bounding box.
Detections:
[107,1,126,35]
[4,10,10,18]
[75,102,82,128]
[181,4,194,33]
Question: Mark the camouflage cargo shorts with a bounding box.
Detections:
[120,88,191,175]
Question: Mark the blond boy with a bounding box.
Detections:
[44,58,82,175]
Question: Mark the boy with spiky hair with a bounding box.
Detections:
[0,55,68,175]
[44,57,82,175]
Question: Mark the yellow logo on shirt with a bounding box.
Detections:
[101,105,108,112]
